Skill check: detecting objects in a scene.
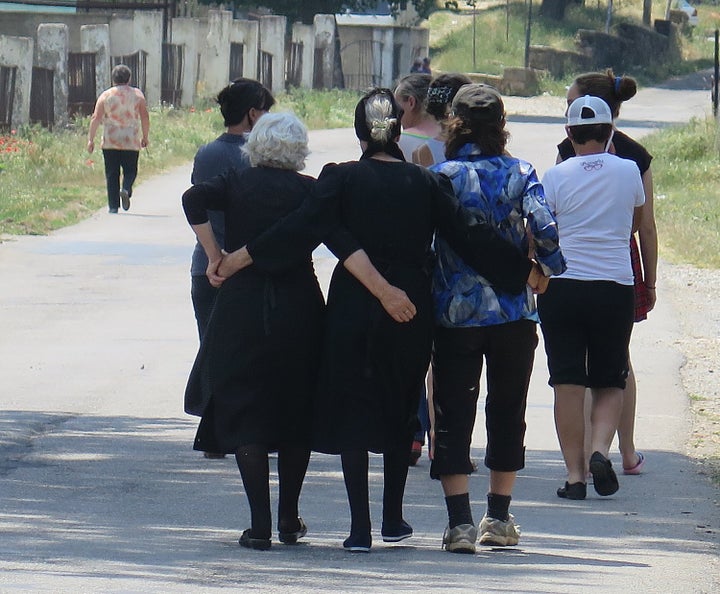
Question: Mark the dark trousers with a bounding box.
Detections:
[102,149,139,210]
[430,320,538,478]
[191,274,219,341]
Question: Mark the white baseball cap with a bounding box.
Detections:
[567,95,613,126]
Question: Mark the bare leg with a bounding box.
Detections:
[617,359,640,469]
[489,470,516,497]
[440,473,469,497]
[554,384,587,484]
[590,387,623,457]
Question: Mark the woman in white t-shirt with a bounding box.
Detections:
[538,96,645,501]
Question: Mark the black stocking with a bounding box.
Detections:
[383,443,410,524]
[341,450,370,538]
[277,446,311,532]
[235,443,271,540]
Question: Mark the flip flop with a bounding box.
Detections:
[623,451,645,475]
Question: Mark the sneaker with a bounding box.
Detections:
[589,451,619,496]
[343,533,371,552]
[120,189,130,211]
[441,523,477,554]
[478,514,520,547]
[409,440,422,466]
[381,519,413,542]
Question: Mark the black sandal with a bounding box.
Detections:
[557,481,587,500]
[589,451,619,496]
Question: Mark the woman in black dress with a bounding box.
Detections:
[182,112,325,551]
[218,89,543,552]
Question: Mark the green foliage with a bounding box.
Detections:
[0,89,359,236]
[643,116,720,268]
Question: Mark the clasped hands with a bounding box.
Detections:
[206,250,239,288]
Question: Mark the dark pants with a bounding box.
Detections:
[430,320,538,478]
[191,274,219,341]
[102,149,139,210]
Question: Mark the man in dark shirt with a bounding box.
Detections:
[189,78,274,459]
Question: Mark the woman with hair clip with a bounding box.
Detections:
[557,70,657,477]
[213,88,545,552]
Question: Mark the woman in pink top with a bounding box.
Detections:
[87,64,150,213]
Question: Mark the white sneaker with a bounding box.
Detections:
[478,513,520,546]
[441,523,477,554]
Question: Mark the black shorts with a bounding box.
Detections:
[537,279,634,389]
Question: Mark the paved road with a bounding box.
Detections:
[0,81,718,592]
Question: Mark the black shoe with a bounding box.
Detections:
[278,517,307,544]
[589,451,619,496]
[120,189,130,211]
[343,533,371,552]
[203,452,226,459]
[381,519,413,542]
[108,208,118,214]
[557,481,587,500]
[239,528,271,551]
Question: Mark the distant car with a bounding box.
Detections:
[672,0,699,26]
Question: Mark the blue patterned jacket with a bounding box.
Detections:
[431,144,565,327]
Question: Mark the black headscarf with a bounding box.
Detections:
[353,88,406,161]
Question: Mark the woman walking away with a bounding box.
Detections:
[429,84,565,554]
[214,88,545,551]
[540,96,645,501]
[557,70,657,476]
[182,113,323,551]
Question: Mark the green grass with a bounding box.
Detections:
[428,1,720,92]
[3,2,720,241]
[643,116,720,268]
[0,89,360,236]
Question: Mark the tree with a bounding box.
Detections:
[539,0,572,20]
[211,1,440,24]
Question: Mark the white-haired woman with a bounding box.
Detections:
[182,112,324,551]
[214,89,542,552]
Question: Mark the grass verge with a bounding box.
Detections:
[0,89,360,236]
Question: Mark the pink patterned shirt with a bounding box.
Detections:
[98,85,146,151]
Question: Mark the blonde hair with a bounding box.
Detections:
[364,94,398,144]
[244,112,309,171]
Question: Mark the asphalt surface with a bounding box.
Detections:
[0,79,718,592]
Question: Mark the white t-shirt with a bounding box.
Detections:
[542,152,645,285]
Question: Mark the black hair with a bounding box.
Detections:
[112,64,131,85]
[568,123,613,145]
[216,78,275,127]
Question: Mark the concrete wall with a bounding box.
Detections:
[258,15,286,96]
[0,12,113,51]
[291,23,314,89]
[230,19,259,81]
[200,9,232,98]
[0,36,34,128]
[81,24,110,98]
[36,24,69,127]
[134,10,162,105]
[314,14,337,89]
[171,17,200,108]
